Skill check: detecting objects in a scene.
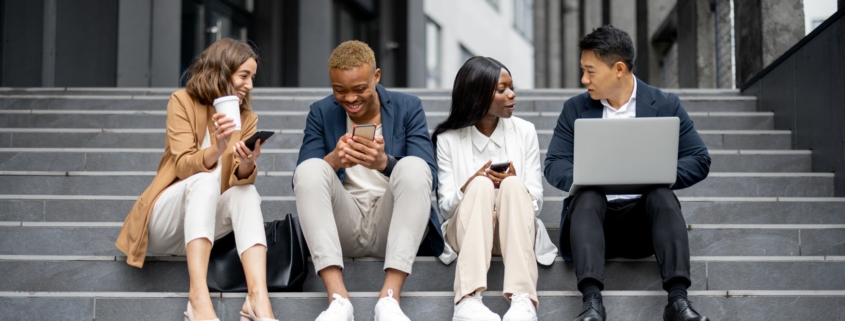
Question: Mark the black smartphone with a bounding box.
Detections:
[489,161,510,173]
[352,123,376,141]
[243,131,274,151]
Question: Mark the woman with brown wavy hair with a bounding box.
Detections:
[115,38,277,321]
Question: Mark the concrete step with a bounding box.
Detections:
[0,95,757,112]
[0,145,812,173]
[0,128,795,151]
[0,172,834,197]
[2,256,845,293]
[2,224,843,257]
[3,196,844,225]
[0,110,775,131]
[5,291,843,321]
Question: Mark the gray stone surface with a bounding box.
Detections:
[0,199,45,221]
[709,153,811,172]
[0,298,94,321]
[687,229,799,256]
[722,133,792,149]
[0,112,774,131]
[680,201,845,224]
[674,176,833,198]
[800,229,845,256]
[0,174,831,198]
[4,295,845,321]
[707,261,845,290]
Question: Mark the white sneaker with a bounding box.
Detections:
[315,293,354,321]
[502,293,537,321]
[374,289,411,321]
[452,292,501,321]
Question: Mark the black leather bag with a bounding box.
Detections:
[207,213,309,292]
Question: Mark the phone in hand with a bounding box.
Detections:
[352,124,376,141]
[243,131,274,151]
[489,161,510,173]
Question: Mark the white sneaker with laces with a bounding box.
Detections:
[502,293,537,321]
[374,289,411,321]
[452,292,501,321]
[315,293,354,321]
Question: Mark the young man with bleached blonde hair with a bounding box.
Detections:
[293,40,445,321]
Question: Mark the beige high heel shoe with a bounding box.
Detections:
[184,301,220,321]
[240,296,278,321]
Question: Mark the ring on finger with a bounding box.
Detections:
[213,120,219,130]
[247,154,253,159]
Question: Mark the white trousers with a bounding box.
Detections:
[147,172,267,256]
[293,157,432,274]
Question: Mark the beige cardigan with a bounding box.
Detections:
[115,89,259,268]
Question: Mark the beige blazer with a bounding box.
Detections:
[115,89,259,268]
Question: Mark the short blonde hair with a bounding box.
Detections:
[328,40,376,71]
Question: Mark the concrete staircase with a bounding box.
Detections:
[1,88,844,320]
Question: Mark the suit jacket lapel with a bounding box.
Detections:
[328,103,346,151]
[581,99,604,119]
[377,85,395,155]
[200,102,211,145]
[635,77,658,117]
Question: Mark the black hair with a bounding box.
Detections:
[431,56,511,148]
[579,25,635,72]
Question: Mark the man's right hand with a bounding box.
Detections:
[460,160,493,193]
[324,133,353,171]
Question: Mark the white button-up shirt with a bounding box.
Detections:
[601,75,641,201]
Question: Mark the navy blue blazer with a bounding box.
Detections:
[543,78,711,261]
[295,84,445,256]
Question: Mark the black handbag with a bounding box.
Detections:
[207,213,309,292]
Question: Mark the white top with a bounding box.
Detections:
[470,117,509,169]
[600,74,641,201]
[202,129,222,184]
[435,116,557,266]
[343,116,389,209]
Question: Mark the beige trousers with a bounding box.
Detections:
[293,157,432,274]
[147,172,267,256]
[446,176,538,304]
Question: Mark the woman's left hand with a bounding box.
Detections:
[233,138,265,165]
[487,162,517,188]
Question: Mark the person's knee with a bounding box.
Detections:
[391,156,432,188]
[227,184,261,204]
[293,158,333,189]
[571,189,605,212]
[465,175,494,194]
[499,176,524,191]
[644,186,681,212]
[187,172,221,197]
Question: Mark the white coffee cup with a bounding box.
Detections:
[213,95,241,131]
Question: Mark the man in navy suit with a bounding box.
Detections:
[293,40,443,321]
[544,26,711,321]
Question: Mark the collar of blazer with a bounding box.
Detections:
[582,77,660,118]
[328,84,396,155]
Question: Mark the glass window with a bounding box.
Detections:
[513,0,533,42]
[425,18,442,88]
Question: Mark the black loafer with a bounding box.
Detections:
[663,298,709,321]
[574,294,606,321]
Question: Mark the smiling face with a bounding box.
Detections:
[231,57,257,105]
[330,63,381,122]
[487,68,516,119]
[580,49,626,101]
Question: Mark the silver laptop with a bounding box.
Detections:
[569,117,680,195]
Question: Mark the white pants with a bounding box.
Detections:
[293,157,432,274]
[147,172,267,256]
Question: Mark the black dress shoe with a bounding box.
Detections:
[574,294,606,321]
[663,298,709,321]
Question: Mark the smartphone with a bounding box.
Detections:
[243,131,274,151]
[489,161,510,173]
[352,124,376,141]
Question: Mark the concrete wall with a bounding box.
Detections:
[298,0,333,87]
[425,0,535,89]
[117,0,151,87]
[737,0,805,85]
[743,12,845,194]
[676,0,716,88]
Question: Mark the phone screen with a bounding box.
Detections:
[489,162,510,173]
[352,124,376,141]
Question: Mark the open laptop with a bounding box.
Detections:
[568,117,680,195]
